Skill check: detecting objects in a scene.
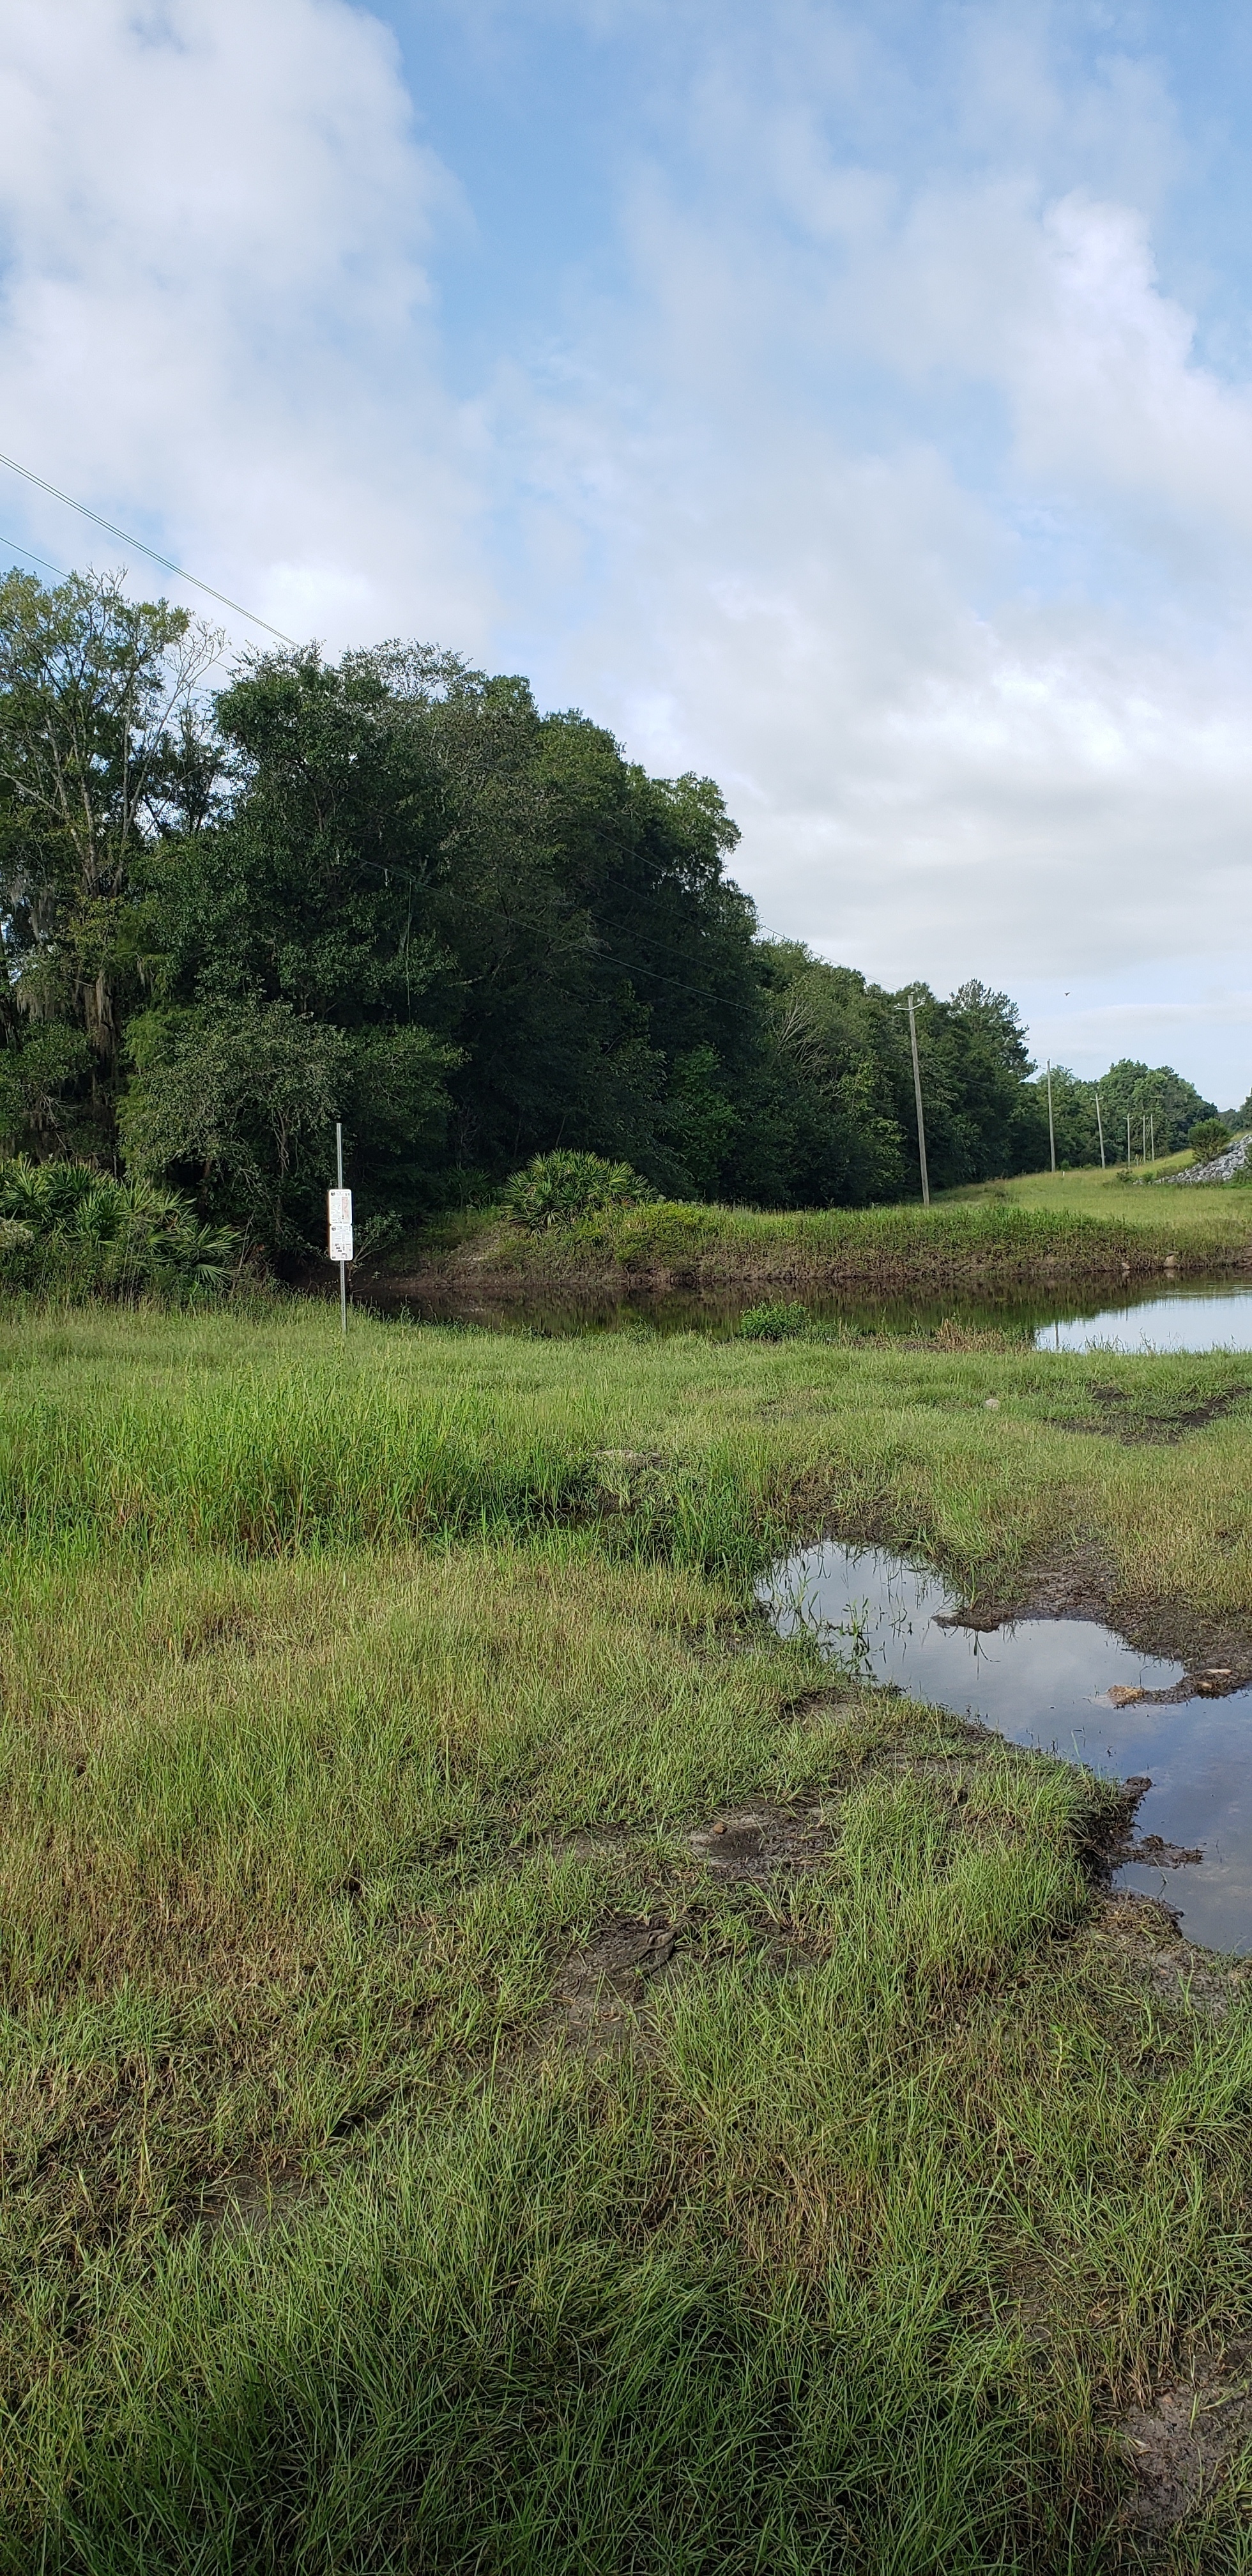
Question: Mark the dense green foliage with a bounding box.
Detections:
[502,1149,657,1230]
[1042,1057,1219,1165]
[1189,1118,1232,1163]
[0,571,1225,1251]
[0,1155,235,1300]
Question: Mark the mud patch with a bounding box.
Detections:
[1117,2343,1252,2533]
[1088,1890,1252,2018]
[943,1545,1252,1690]
[1058,1381,1252,1446]
[548,1912,686,2051]
[689,1801,837,1883]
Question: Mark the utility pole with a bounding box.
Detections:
[1150,1116,1156,1170]
[906,995,930,1206]
[1046,1061,1056,1173]
[1141,1114,1147,1166]
[1095,1087,1106,1169]
[1127,1112,1132,1169]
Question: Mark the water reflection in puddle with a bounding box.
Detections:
[1037,1284,1252,1354]
[760,1542,1252,1953]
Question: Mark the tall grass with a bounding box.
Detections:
[4,1303,1252,1620]
[5,1303,1252,2561]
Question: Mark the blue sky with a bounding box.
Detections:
[3,1,1252,1099]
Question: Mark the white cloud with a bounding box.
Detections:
[0,0,491,646]
[484,20,1252,1098]
[1,0,1250,1097]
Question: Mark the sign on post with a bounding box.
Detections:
[328,1188,353,1262]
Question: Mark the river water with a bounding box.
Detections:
[759,1541,1252,1953]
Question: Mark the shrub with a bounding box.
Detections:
[1189,1119,1231,1164]
[0,1160,238,1300]
[502,1151,659,1231]
[738,1300,810,1340]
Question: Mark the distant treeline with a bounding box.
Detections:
[0,570,1229,1254]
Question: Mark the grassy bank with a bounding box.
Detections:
[393,1175,1252,1301]
[5,1305,1252,2566]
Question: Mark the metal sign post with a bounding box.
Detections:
[328,1121,353,1332]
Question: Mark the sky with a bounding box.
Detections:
[2,2,1252,1101]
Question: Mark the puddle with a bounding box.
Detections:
[760,1542,1252,1952]
[1037,1283,1252,1354]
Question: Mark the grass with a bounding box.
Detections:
[396,1167,1252,1298]
[947,1156,1252,1227]
[4,1302,1252,2566]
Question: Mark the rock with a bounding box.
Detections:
[1166,1133,1252,1186]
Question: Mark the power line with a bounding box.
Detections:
[0,450,298,645]
[0,535,67,579]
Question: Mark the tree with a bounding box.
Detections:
[134,647,767,1239]
[1092,1061,1217,1159]
[0,569,220,1158]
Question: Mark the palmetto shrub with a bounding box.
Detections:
[502,1150,659,1230]
[0,1160,237,1300]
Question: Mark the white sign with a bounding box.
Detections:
[328,1188,354,1262]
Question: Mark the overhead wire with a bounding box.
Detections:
[0,449,298,645]
[0,535,68,579]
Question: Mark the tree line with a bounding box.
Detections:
[0,569,1226,1255]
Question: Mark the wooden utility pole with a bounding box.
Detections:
[1046,1062,1056,1173]
[907,997,930,1206]
[1095,1087,1106,1169]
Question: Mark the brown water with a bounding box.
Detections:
[760,1540,1252,1952]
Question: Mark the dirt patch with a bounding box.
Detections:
[688,1800,839,1883]
[1116,2342,1252,2533]
[1088,1889,1252,2018]
[1057,1381,1252,1446]
[547,1912,687,2052]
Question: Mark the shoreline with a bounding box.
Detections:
[377,1198,1252,1303]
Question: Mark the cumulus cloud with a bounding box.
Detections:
[1,0,1250,1094]
[484,11,1252,1095]
[0,0,491,644]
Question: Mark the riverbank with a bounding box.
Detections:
[6,1303,1252,2565]
[381,1177,1252,1309]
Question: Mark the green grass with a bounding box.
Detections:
[4,1300,1251,1611]
[5,1302,1252,2566]
[401,1171,1252,1295]
[947,1157,1252,1227]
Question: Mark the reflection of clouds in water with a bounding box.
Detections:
[760,1541,1252,1954]
[1039,1288,1252,1354]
